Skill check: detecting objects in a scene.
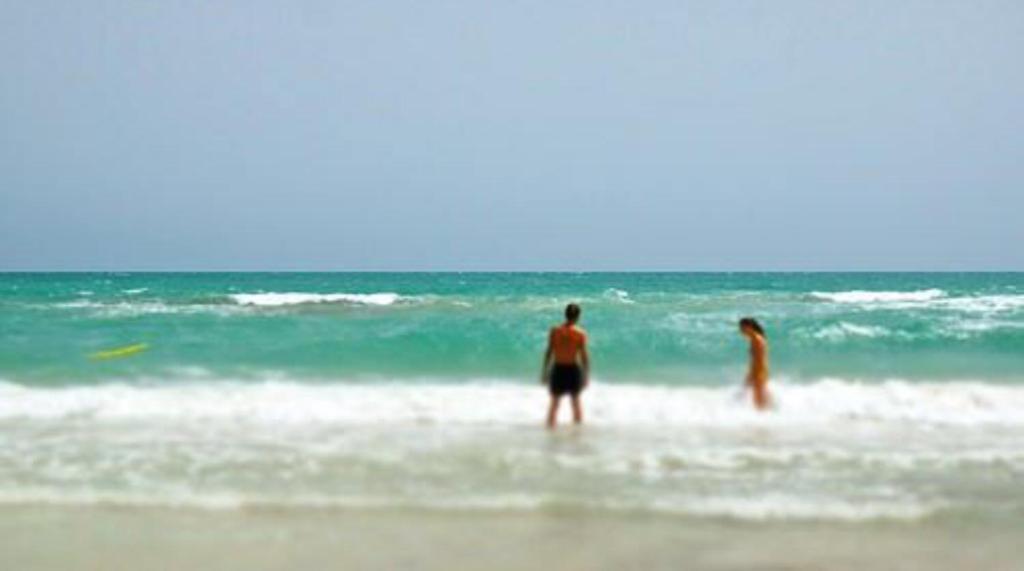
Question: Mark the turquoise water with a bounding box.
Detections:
[1,272,1021,384]
[2,272,1024,523]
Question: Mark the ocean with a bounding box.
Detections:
[2,272,1023,569]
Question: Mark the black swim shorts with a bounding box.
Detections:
[549,364,584,397]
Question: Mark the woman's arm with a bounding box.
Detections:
[753,337,767,374]
[747,336,771,410]
[747,337,767,383]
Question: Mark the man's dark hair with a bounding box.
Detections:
[565,303,581,322]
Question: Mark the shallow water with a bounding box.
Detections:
[1,273,1022,529]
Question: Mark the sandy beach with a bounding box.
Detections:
[2,506,1020,571]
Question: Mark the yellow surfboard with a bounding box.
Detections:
[90,343,149,360]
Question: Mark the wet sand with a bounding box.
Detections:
[0,507,1018,571]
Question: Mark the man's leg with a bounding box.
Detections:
[546,395,561,428]
[570,394,583,424]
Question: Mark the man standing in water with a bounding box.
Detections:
[541,303,590,428]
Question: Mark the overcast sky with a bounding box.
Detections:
[1,1,1021,270]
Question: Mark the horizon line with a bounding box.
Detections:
[1,268,1022,274]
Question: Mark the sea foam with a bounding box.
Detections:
[0,378,1015,523]
[1,378,1023,427]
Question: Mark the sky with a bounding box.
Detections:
[1,1,1022,271]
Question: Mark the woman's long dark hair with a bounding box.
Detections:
[739,317,766,337]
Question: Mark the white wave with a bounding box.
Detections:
[49,292,409,316]
[649,495,940,522]
[938,294,1024,314]
[52,300,242,317]
[0,489,555,513]
[811,289,1024,315]
[2,378,1024,427]
[122,288,148,295]
[812,322,893,341]
[603,288,635,304]
[53,299,97,309]
[229,292,404,307]
[811,289,946,304]
[0,489,940,521]
[939,317,1024,339]
[606,447,1024,475]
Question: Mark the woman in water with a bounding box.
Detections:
[739,317,771,410]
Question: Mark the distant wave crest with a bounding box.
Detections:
[603,288,635,304]
[228,292,404,307]
[811,289,946,304]
[811,322,893,341]
[810,289,1024,316]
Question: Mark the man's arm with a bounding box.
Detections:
[578,336,590,387]
[541,329,554,384]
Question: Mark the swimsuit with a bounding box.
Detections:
[549,364,583,397]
